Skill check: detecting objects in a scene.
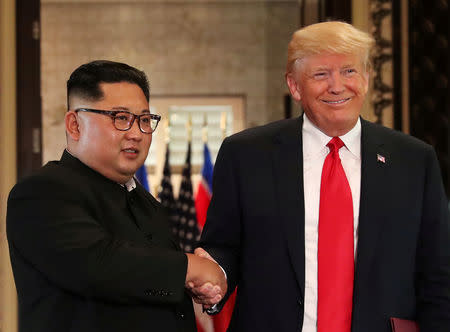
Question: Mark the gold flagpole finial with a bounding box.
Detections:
[186,114,192,143]
[164,117,171,144]
[202,113,208,143]
[220,112,227,140]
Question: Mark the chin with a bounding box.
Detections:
[119,165,141,177]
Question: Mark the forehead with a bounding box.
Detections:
[90,82,149,112]
[99,82,147,102]
[299,53,364,71]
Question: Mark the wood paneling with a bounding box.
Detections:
[16,0,42,180]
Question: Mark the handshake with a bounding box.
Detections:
[185,248,227,308]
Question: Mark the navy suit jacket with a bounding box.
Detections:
[7,151,196,332]
[200,116,450,332]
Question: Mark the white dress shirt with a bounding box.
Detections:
[123,177,137,191]
[301,114,361,332]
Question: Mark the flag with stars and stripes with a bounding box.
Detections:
[195,142,236,332]
[158,145,178,237]
[174,142,201,253]
[159,144,214,332]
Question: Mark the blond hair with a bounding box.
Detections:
[286,21,375,73]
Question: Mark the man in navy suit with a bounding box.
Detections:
[7,60,226,332]
[190,22,450,332]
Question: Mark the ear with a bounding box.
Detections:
[286,73,302,102]
[65,111,81,141]
[363,70,370,94]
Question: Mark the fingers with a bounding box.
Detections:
[193,293,222,305]
[187,282,224,305]
[190,285,222,305]
[190,282,221,297]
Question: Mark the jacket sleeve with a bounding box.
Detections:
[200,137,242,309]
[416,147,450,331]
[6,174,188,305]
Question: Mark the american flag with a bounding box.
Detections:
[174,142,201,253]
[377,153,386,164]
[158,145,178,236]
[195,142,236,332]
[159,144,213,332]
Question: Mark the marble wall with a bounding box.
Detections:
[41,0,300,163]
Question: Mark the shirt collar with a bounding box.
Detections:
[64,149,138,191]
[123,177,137,192]
[340,117,361,159]
[302,113,361,159]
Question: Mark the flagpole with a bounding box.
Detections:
[220,112,227,140]
[186,113,192,143]
[165,117,171,144]
[202,113,208,143]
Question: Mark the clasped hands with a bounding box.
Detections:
[185,248,227,308]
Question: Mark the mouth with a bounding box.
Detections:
[321,97,351,105]
[122,148,139,155]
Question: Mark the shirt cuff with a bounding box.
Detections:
[205,263,227,315]
[205,303,220,315]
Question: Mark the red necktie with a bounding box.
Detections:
[317,137,354,332]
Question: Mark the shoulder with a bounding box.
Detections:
[224,117,301,148]
[8,158,94,202]
[361,118,434,154]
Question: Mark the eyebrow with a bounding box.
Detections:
[110,106,150,113]
[310,66,329,71]
[311,63,356,70]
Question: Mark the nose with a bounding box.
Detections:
[328,71,345,94]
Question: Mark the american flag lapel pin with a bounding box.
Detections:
[377,153,386,164]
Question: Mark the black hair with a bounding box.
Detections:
[67,60,150,109]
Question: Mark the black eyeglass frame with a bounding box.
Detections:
[74,108,161,134]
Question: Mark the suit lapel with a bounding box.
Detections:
[130,183,156,232]
[353,119,391,318]
[133,183,181,250]
[271,117,305,296]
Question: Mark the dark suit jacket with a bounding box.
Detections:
[200,116,450,332]
[7,151,196,332]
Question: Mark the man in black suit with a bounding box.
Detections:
[190,22,450,331]
[6,60,226,332]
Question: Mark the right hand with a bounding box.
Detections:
[185,252,227,305]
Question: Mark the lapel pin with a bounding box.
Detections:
[377,153,386,164]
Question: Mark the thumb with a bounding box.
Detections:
[194,247,216,263]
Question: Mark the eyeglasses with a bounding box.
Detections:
[75,108,161,134]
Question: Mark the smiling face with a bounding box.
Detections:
[65,82,152,184]
[286,53,369,137]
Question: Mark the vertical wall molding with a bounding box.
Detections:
[0,0,18,330]
[370,0,394,126]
